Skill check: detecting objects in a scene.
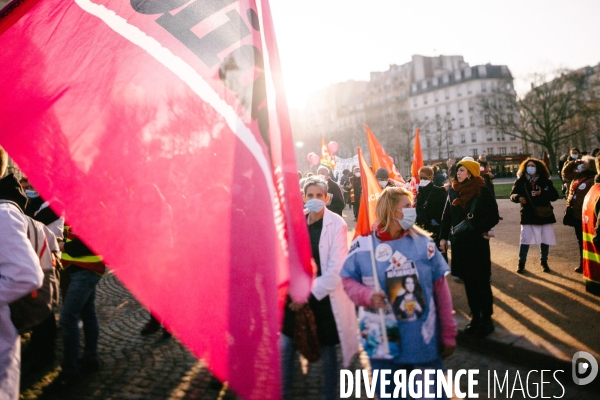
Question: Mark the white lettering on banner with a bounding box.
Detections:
[340,368,568,398]
[368,192,382,202]
[334,155,359,178]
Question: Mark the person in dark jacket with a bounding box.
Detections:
[564,156,596,273]
[415,166,447,246]
[561,148,582,198]
[509,158,559,274]
[375,168,395,189]
[432,163,447,187]
[317,165,345,216]
[440,157,499,337]
[349,167,362,220]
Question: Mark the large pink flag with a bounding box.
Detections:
[0,1,313,398]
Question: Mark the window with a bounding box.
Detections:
[496,131,502,141]
[485,114,490,125]
[481,82,487,92]
[460,133,466,144]
[421,81,428,90]
[510,134,516,141]
[468,100,474,111]
[478,65,487,77]
[471,132,477,143]
[454,70,461,81]
[447,120,453,130]
[487,147,494,155]
[413,98,418,107]
[434,92,439,102]
[471,149,478,157]
[423,95,428,105]
[459,118,465,128]
[411,83,418,93]
[436,107,441,118]
[426,138,431,147]
[470,117,475,127]
[458,102,463,113]
[445,89,450,99]
[448,134,453,145]
[448,150,454,158]
[467,83,472,94]
[499,147,507,155]
[511,146,517,154]
[508,113,514,123]
[443,74,449,84]
[433,77,439,86]
[457,86,462,97]
[486,131,493,141]
[464,68,472,79]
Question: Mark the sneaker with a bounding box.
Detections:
[79,357,100,373]
[44,371,78,394]
[517,262,525,274]
[541,261,551,273]
[141,318,160,335]
[478,319,495,337]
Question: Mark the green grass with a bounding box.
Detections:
[494,179,563,199]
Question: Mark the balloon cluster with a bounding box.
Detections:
[306,141,338,166]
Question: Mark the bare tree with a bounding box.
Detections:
[478,69,599,169]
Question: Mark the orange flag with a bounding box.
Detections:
[410,127,424,196]
[320,137,336,169]
[366,125,404,183]
[354,147,383,239]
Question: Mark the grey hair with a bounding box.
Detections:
[303,176,328,194]
[582,155,597,173]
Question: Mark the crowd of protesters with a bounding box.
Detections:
[2,142,600,400]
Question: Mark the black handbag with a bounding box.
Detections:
[450,198,478,241]
[563,207,578,227]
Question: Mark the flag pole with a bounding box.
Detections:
[356,146,390,356]
[368,237,390,355]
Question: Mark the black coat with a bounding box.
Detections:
[509,176,559,225]
[326,178,345,216]
[440,185,499,277]
[415,183,447,238]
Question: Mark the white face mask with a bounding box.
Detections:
[318,174,328,181]
[355,172,361,177]
[378,180,388,189]
[571,154,578,160]
[526,166,536,176]
[419,179,431,187]
[396,208,417,230]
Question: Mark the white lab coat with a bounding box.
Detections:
[307,208,359,367]
[0,202,43,400]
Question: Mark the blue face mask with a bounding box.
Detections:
[305,199,326,213]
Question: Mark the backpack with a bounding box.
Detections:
[7,205,60,334]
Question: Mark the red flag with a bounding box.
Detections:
[0,1,313,399]
[366,125,404,183]
[410,127,424,195]
[320,137,336,170]
[354,147,383,239]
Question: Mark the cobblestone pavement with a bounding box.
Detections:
[20,272,598,399]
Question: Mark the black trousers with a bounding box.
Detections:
[463,273,493,321]
[574,222,583,269]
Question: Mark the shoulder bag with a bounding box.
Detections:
[450,197,478,241]
[523,182,553,218]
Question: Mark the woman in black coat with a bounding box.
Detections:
[440,157,500,337]
[509,158,559,274]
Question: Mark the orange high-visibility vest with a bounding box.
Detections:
[581,183,600,288]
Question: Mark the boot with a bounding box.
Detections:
[478,318,495,337]
[541,260,551,273]
[464,318,480,335]
[141,317,160,335]
[517,261,525,274]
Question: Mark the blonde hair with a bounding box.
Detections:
[0,146,7,177]
[375,187,430,237]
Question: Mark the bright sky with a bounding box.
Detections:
[270,0,600,109]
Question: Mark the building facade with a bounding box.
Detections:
[409,64,527,176]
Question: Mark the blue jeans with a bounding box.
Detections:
[519,244,549,263]
[370,357,448,400]
[59,270,101,375]
[280,334,338,400]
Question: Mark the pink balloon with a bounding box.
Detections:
[309,154,320,166]
[306,152,316,162]
[327,141,339,154]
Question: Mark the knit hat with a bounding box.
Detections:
[457,157,480,177]
[375,168,389,180]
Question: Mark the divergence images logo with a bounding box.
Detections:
[572,351,598,385]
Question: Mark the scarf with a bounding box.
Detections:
[451,176,486,209]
